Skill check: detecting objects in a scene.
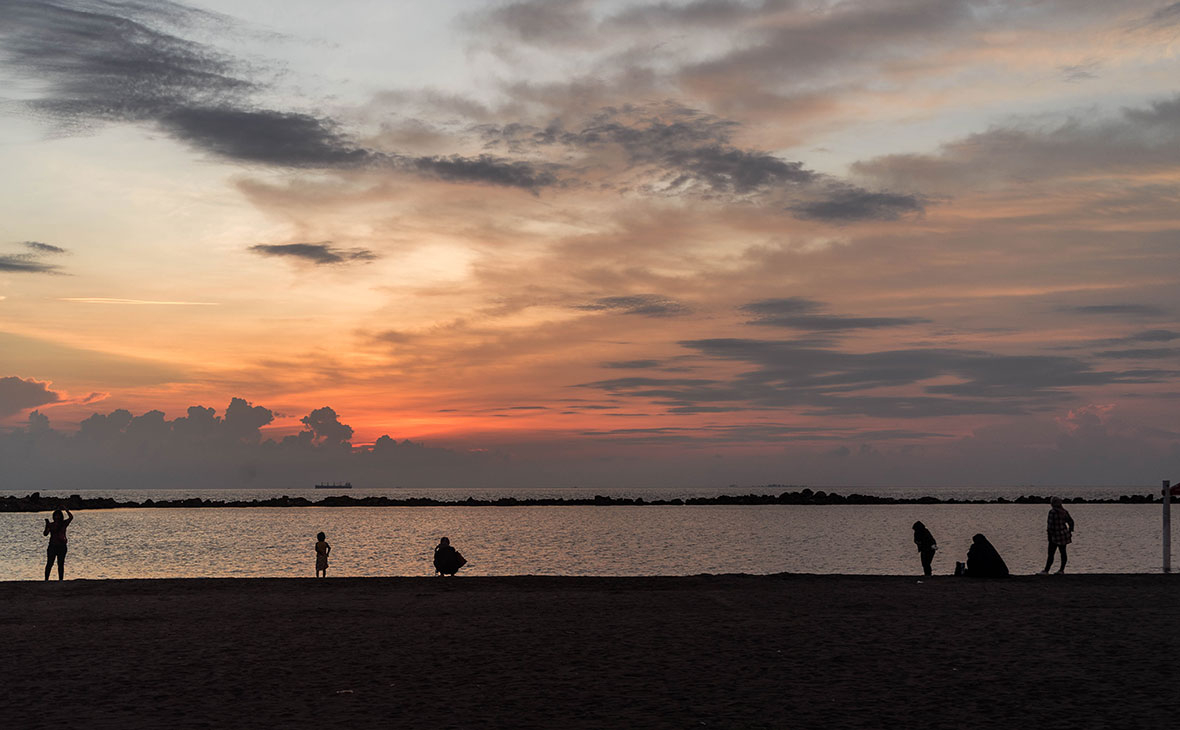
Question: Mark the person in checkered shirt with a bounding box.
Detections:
[1040,496,1075,574]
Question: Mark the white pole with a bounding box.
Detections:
[1165,480,1172,574]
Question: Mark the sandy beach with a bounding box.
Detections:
[1,574,1176,729]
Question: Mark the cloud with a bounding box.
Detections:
[1143,2,1180,26]
[478,104,815,196]
[602,360,663,369]
[0,376,62,418]
[249,242,377,266]
[0,1,557,190]
[160,107,375,168]
[1093,348,1180,360]
[24,241,68,254]
[409,154,560,191]
[788,185,926,222]
[574,295,690,317]
[578,337,1174,418]
[300,406,354,446]
[1063,304,1166,317]
[853,95,1180,194]
[1060,61,1100,82]
[0,240,69,273]
[473,0,593,46]
[741,298,928,331]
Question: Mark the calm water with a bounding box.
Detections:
[1,503,1168,579]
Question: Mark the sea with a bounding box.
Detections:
[1,485,1172,579]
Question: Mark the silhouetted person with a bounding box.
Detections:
[43,508,73,581]
[315,531,331,578]
[959,533,1008,578]
[912,521,937,576]
[433,537,467,576]
[1040,497,1075,574]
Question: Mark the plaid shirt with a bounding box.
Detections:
[1047,506,1074,545]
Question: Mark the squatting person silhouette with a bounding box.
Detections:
[43,508,73,581]
[433,536,467,576]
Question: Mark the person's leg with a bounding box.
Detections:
[1043,542,1057,572]
[1057,544,1067,572]
[920,549,933,576]
[45,548,54,581]
[57,548,66,580]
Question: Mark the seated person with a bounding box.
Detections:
[962,533,1009,578]
[433,536,467,576]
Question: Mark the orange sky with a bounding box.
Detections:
[1,1,1179,488]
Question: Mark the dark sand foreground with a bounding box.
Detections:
[2,574,1177,729]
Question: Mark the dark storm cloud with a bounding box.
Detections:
[1063,304,1166,317]
[788,185,926,222]
[574,295,690,317]
[578,337,1172,418]
[249,242,377,266]
[740,298,927,330]
[0,241,69,273]
[0,376,62,418]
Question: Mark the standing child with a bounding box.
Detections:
[315,531,331,577]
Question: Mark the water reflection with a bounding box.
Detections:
[0,504,1165,580]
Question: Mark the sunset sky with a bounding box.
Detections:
[2,0,1179,489]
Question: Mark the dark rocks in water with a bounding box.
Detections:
[0,489,1168,512]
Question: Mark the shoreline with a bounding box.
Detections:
[4,488,1173,512]
[2,573,1175,728]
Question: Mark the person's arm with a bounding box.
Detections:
[1065,510,1075,531]
[43,519,50,536]
[64,509,73,526]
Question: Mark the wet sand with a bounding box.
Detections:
[1,574,1176,729]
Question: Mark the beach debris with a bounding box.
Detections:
[335,689,354,695]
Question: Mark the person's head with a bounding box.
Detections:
[912,521,925,531]
[317,532,326,542]
[972,533,987,545]
[52,509,63,522]
[1050,496,1063,508]
[439,536,450,546]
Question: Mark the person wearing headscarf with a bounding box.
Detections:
[963,533,1009,578]
[1040,497,1076,574]
[433,536,467,576]
[912,521,937,577]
